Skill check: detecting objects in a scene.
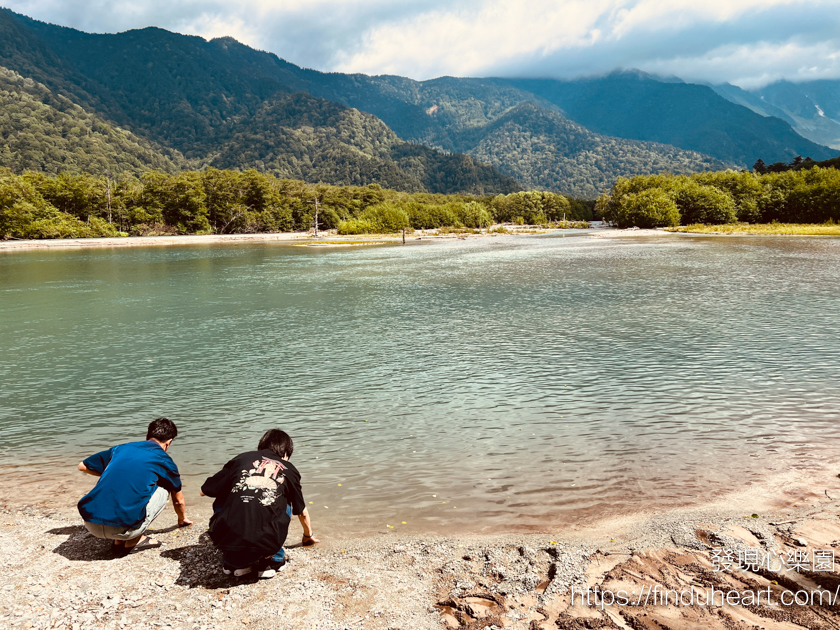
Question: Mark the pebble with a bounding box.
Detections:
[3,499,838,629]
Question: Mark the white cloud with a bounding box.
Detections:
[639,40,840,88]
[178,12,261,47]
[607,0,800,36]
[4,0,840,86]
[334,0,619,77]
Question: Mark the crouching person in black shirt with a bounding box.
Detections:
[200,429,319,579]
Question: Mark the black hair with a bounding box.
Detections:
[258,429,294,459]
[147,417,178,442]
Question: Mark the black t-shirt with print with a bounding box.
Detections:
[201,450,306,557]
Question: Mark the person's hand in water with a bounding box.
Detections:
[302,533,320,546]
[179,518,193,527]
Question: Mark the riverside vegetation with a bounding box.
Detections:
[597,165,840,229]
[0,168,592,239]
[667,222,840,235]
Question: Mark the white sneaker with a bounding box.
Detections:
[257,559,287,579]
[222,565,252,577]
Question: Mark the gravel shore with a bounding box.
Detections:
[3,487,840,630]
[0,227,557,252]
[0,222,613,252]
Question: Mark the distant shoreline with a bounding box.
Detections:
[6,223,836,252]
[0,232,386,252]
[667,222,840,236]
[0,225,593,252]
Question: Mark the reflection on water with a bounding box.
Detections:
[1,234,839,534]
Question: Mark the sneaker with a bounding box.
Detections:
[256,558,286,579]
[222,564,252,577]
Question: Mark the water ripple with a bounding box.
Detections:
[1,234,839,532]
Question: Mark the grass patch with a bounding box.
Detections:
[437,226,481,235]
[301,240,388,247]
[666,222,840,235]
[553,220,590,229]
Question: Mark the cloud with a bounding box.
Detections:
[5,0,840,87]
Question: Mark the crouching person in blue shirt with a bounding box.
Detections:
[77,418,192,555]
[200,429,319,579]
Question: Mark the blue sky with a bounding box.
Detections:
[6,0,840,87]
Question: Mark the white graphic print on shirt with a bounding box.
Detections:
[233,457,287,506]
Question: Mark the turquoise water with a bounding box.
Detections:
[1,234,839,534]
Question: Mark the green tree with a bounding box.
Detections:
[407,202,460,229]
[339,200,410,233]
[672,181,737,225]
[0,171,118,238]
[455,201,493,228]
[136,171,210,234]
[692,170,763,223]
[616,189,680,228]
[784,167,840,223]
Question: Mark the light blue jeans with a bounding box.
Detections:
[84,486,169,540]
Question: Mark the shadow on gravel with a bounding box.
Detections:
[47,525,122,562]
[160,532,253,590]
[148,524,183,535]
[47,525,86,536]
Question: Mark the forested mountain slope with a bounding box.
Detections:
[712,80,840,151]
[0,66,184,174]
[210,92,519,194]
[2,8,833,196]
[454,103,726,197]
[0,9,518,195]
[280,67,835,170]
[499,73,835,167]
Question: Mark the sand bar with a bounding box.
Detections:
[0,224,607,252]
[0,232,399,252]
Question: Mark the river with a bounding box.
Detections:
[1,232,839,534]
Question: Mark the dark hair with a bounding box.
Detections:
[147,418,178,442]
[258,429,294,459]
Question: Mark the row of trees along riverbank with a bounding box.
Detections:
[0,168,593,239]
[597,167,840,229]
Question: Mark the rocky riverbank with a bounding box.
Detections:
[3,489,840,630]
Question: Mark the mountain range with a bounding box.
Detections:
[711,80,840,152]
[0,8,837,198]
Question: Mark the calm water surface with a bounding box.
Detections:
[1,234,839,533]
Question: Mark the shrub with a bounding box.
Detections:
[336,218,377,235]
[355,202,410,233]
[783,167,840,223]
[490,191,572,224]
[672,182,737,225]
[408,203,461,229]
[616,189,680,228]
[455,201,493,228]
[692,170,763,223]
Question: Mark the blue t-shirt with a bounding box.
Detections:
[78,440,182,528]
